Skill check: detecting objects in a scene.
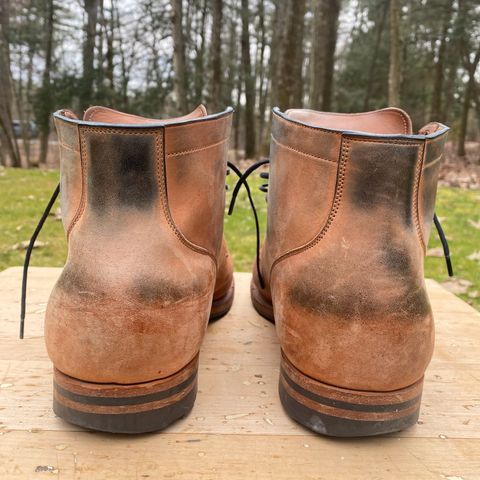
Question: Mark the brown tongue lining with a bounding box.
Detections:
[285,108,414,135]
[82,104,208,124]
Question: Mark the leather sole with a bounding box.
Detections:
[210,280,235,321]
[250,279,274,322]
[53,355,198,434]
[279,352,423,437]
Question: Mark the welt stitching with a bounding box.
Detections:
[167,137,228,157]
[413,142,426,252]
[156,130,217,264]
[271,138,349,273]
[66,128,87,237]
[271,135,337,163]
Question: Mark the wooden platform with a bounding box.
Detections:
[1,267,479,479]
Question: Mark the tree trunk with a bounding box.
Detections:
[310,0,325,110]
[171,0,188,113]
[430,0,454,121]
[256,0,268,152]
[277,0,307,110]
[80,0,99,113]
[0,0,21,167]
[364,0,388,110]
[240,0,256,158]
[388,0,401,107]
[269,0,288,108]
[194,0,207,105]
[209,0,223,111]
[457,48,480,157]
[38,0,55,166]
[321,0,340,111]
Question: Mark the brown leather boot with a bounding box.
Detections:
[35,105,233,433]
[249,107,449,436]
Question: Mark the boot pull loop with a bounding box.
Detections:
[227,159,270,289]
[433,213,454,277]
[20,184,60,339]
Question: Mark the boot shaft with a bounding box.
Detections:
[46,106,233,385]
[54,106,233,258]
[265,108,448,276]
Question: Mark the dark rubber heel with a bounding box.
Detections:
[279,352,423,437]
[53,355,198,434]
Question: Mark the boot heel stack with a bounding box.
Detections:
[53,355,199,434]
[279,352,423,437]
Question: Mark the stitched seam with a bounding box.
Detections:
[66,128,87,237]
[166,114,228,134]
[156,130,217,264]
[423,153,443,170]
[80,127,162,135]
[276,113,342,135]
[270,138,349,273]
[342,138,419,146]
[167,137,228,157]
[271,135,338,163]
[58,141,79,153]
[413,142,426,252]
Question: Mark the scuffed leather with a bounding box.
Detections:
[255,108,449,392]
[46,107,233,384]
[54,118,82,231]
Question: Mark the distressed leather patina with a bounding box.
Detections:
[252,107,449,393]
[46,105,234,384]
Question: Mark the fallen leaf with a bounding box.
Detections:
[427,247,444,257]
[11,240,47,251]
[225,413,251,420]
[442,278,473,295]
[468,219,480,229]
[467,251,480,262]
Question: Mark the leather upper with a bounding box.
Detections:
[46,106,233,384]
[255,107,448,392]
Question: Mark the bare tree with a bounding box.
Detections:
[240,0,256,157]
[80,0,100,113]
[388,0,401,106]
[0,0,21,167]
[209,0,223,111]
[38,0,55,166]
[171,0,188,113]
[321,0,340,111]
[310,0,325,110]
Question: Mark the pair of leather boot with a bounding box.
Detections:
[21,104,449,437]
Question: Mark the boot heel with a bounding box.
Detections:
[279,352,423,437]
[53,355,198,434]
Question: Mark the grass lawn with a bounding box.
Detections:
[1,166,479,310]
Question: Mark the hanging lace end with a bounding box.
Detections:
[19,184,60,339]
[433,213,454,277]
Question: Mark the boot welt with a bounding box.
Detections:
[52,355,199,434]
[250,280,274,323]
[279,351,423,437]
[209,280,235,321]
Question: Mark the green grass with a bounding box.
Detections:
[1,167,479,310]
